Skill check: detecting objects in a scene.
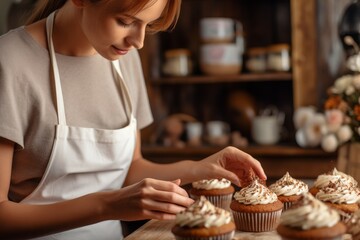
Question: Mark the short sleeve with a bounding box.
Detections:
[0,54,28,148]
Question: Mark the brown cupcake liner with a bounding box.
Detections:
[173,230,234,240]
[231,209,282,232]
[190,194,233,210]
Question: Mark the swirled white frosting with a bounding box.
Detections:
[280,193,340,230]
[175,196,232,228]
[314,168,358,189]
[269,172,309,196]
[233,179,278,205]
[192,178,231,190]
[315,180,360,204]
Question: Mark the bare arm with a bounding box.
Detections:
[0,137,193,239]
[0,138,112,239]
[125,131,267,187]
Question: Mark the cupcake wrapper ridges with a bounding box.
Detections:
[282,202,292,211]
[190,194,233,210]
[232,209,282,232]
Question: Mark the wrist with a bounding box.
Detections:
[94,191,115,221]
[178,160,198,184]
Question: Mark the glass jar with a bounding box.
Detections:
[266,44,291,72]
[245,47,267,72]
[162,49,193,76]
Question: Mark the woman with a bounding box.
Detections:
[0,0,266,239]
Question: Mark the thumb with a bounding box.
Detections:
[216,169,241,186]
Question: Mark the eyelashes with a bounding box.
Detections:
[115,17,157,33]
[116,18,133,28]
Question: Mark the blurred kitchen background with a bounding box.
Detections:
[1,0,358,183]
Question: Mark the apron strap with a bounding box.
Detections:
[46,12,67,125]
[111,60,133,119]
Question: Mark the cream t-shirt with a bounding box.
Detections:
[0,27,153,202]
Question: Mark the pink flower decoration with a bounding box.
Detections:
[325,109,344,133]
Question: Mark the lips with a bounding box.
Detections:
[112,45,129,55]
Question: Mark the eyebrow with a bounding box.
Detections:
[121,13,159,25]
[122,14,142,22]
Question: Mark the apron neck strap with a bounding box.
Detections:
[111,60,133,118]
[46,12,66,125]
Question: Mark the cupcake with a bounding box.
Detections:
[277,193,346,240]
[171,196,235,240]
[310,168,358,196]
[345,209,360,240]
[189,178,234,210]
[230,179,283,232]
[269,172,309,211]
[315,179,360,222]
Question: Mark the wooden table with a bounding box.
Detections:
[124,219,352,240]
[124,219,280,240]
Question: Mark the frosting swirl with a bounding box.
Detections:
[192,178,231,190]
[233,179,278,205]
[175,196,232,228]
[315,180,360,204]
[280,193,340,230]
[269,172,308,196]
[314,168,358,189]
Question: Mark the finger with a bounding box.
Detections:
[227,148,267,180]
[212,167,241,186]
[141,198,188,214]
[171,179,181,186]
[248,158,267,180]
[144,188,194,208]
[144,178,189,198]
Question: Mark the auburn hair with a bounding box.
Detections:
[26,0,181,32]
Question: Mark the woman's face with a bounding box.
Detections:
[80,0,167,60]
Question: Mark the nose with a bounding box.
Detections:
[127,25,145,49]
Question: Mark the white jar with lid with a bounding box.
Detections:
[266,44,291,72]
[200,43,242,75]
[246,47,267,72]
[162,49,193,76]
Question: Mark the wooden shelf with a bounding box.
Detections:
[151,72,292,85]
[142,145,338,179]
[142,144,333,158]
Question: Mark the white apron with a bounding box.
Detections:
[21,12,137,240]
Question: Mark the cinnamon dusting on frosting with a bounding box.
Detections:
[280,193,340,230]
[233,179,278,205]
[315,178,360,204]
[175,196,232,228]
[192,178,231,190]
[269,172,308,196]
[314,168,358,190]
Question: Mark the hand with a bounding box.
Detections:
[103,178,194,221]
[194,146,267,187]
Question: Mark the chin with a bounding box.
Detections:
[98,51,121,61]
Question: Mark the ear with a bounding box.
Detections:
[71,0,85,7]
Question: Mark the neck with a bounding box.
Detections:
[52,2,97,56]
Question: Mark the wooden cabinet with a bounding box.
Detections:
[138,0,350,178]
